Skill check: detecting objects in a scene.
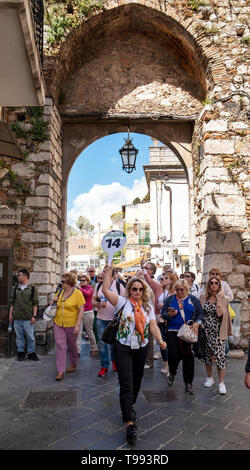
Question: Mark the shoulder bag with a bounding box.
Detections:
[101,302,127,344]
[43,289,63,322]
[177,300,198,344]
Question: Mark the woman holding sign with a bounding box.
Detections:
[102,264,166,445]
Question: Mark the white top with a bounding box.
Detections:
[115,295,155,348]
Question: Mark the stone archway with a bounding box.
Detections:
[1,1,249,355]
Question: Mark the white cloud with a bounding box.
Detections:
[67,177,148,229]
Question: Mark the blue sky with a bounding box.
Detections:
[67,133,160,228]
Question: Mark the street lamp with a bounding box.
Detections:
[119,130,138,174]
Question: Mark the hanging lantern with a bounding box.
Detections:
[119,130,138,174]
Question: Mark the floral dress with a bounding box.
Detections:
[202,300,226,369]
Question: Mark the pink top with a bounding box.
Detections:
[94,280,125,321]
[80,285,94,311]
[144,272,167,316]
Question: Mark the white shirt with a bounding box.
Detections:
[115,295,155,348]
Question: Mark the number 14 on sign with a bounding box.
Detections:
[101,230,126,266]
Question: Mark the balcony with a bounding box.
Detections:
[0,0,45,106]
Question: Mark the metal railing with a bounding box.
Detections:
[30,0,44,66]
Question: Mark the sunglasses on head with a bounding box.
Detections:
[131,287,144,292]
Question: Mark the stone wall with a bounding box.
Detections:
[0,0,249,354]
[0,100,63,354]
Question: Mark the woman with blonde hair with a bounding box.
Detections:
[52,272,85,381]
[161,279,203,394]
[141,261,178,375]
[200,276,232,394]
[102,264,166,444]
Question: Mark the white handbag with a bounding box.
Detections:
[43,303,57,322]
[177,304,198,344]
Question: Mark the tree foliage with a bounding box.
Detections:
[45,0,104,49]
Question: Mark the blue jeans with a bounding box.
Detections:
[14,320,35,354]
[96,318,115,368]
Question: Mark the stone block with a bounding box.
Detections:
[203,195,246,216]
[11,162,35,178]
[227,273,245,288]
[21,232,51,243]
[35,319,50,333]
[27,152,52,162]
[202,254,233,274]
[235,141,250,156]
[204,167,229,181]
[205,231,242,254]
[30,272,50,284]
[33,258,52,272]
[204,139,234,155]
[34,247,53,259]
[35,185,54,198]
[231,121,248,130]
[25,196,51,208]
[203,119,227,132]
[38,284,55,294]
[34,220,52,232]
[38,296,48,306]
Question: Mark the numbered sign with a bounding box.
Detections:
[101,230,126,266]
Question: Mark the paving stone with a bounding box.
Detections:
[0,348,249,451]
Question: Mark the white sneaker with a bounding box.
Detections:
[204,377,215,388]
[219,382,227,394]
[161,362,169,375]
[154,351,161,360]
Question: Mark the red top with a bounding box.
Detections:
[80,285,94,311]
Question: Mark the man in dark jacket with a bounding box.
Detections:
[245,340,250,390]
[9,269,39,361]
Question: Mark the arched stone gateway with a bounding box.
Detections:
[0,1,249,354]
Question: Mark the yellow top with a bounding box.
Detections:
[54,288,85,328]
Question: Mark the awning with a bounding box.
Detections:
[116,256,143,269]
[0,121,23,159]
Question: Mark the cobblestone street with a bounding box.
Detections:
[0,341,249,452]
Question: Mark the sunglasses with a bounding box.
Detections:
[159,278,164,281]
[88,270,94,273]
[184,274,191,278]
[131,287,144,292]
[61,280,66,284]
[80,279,87,282]
[210,272,219,276]
[210,281,219,285]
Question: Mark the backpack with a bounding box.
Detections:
[96,280,121,296]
